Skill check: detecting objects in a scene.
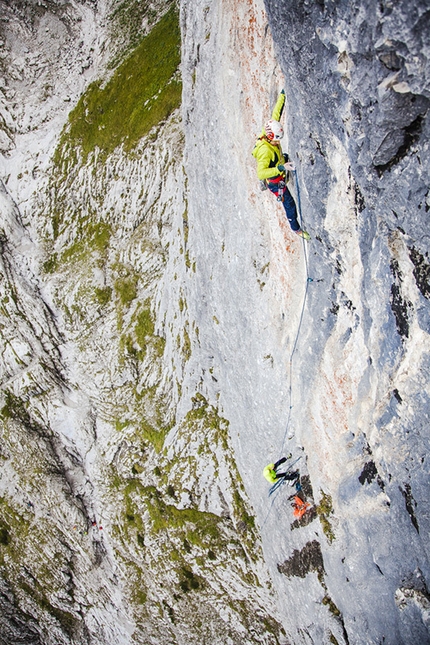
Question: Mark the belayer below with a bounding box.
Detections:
[263,456,299,484]
[291,495,311,519]
[252,89,310,241]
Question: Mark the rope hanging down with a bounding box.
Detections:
[279,169,312,455]
[261,170,312,527]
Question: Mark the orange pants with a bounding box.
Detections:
[292,495,310,519]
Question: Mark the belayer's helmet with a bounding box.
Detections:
[265,119,284,142]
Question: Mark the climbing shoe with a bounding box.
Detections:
[296,229,310,240]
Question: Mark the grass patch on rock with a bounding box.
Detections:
[316,490,335,543]
[55,5,181,162]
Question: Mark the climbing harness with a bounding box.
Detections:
[277,180,285,202]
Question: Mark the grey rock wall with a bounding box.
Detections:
[180,0,430,643]
[0,0,429,644]
[255,1,430,643]
[0,2,287,644]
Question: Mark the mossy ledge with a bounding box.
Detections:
[316,490,335,543]
[54,5,182,163]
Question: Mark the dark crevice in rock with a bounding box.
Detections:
[390,259,412,339]
[400,483,419,533]
[393,388,403,404]
[354,181,366,213]
[300,474,314,500]
[390,281,411,338]
[348,167,366,213]
[358,460,385,491]
[409,246,430,299]
[309,133,326,157]
[375,113,426,176]
[278,540,324,579]
[375,563,384,576]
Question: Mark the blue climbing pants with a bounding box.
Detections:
[267,181,300,232]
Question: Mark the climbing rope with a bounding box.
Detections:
[261,169,312,527]
[278,168,311,454]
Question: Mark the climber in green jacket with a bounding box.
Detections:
[252,90,310,240]
[263,456,299,484]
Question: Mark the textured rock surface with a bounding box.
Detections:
[0,0,429,644]
[0,2,285,644]
[260,2,430,644]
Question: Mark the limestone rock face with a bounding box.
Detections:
[0,0,429,644]
[258,1,430,644]
[0,2,285,644]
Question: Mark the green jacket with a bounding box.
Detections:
[252,92,286,182]
[263,463,278,483]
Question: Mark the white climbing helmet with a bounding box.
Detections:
[265,119,284,142]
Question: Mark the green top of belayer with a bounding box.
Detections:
[252,90,310,241]
[263,456,300,487]
[263,463,282,484]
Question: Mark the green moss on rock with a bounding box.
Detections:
[316,490,335,543]
[55,6,182,162]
